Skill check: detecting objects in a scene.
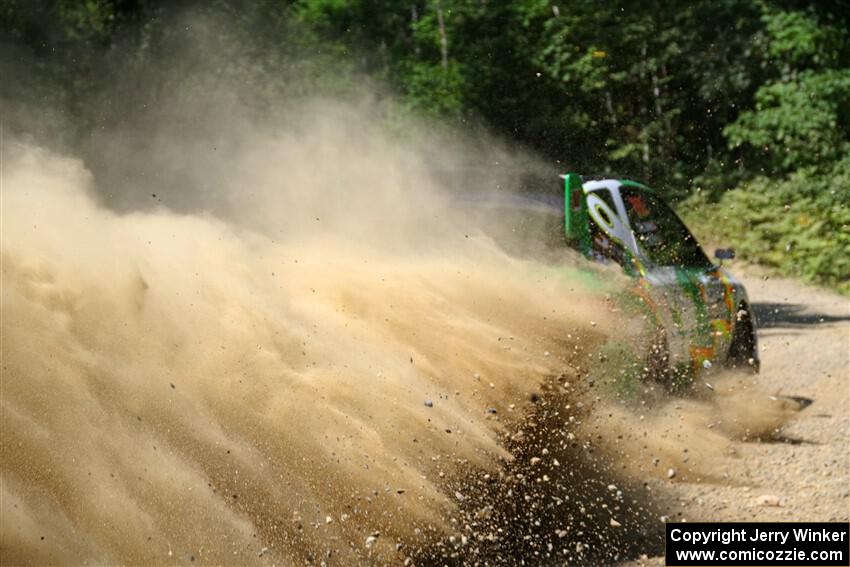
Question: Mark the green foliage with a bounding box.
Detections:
[3,0,849,291]
[399,60,465,115]
[684,158,850,294]
[763,8,842,68]
[698,3,850,293]
[290,0,778,197]
[725,69,850,172]
[724,6,850,176]
[54,0,124,41]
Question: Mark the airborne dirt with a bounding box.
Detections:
[1,105,848,565]
[1,116,659,565]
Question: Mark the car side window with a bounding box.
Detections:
[620,187,713,269]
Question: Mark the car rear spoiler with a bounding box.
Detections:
[561,173,589,246]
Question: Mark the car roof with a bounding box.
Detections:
[561,173,654,191]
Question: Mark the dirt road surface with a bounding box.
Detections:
[624,267,849,566]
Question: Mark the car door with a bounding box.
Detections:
[616,185,726,377]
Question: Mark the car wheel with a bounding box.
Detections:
[728,304,758,372]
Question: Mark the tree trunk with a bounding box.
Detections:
[436,0,449,72]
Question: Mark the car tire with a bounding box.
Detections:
[728,304,758,372]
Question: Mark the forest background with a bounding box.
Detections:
[3,0,848,292]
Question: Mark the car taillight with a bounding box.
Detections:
[570,188,582,211]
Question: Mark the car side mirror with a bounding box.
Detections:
[714,248,735,263]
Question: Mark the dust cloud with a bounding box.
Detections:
[0,93,655,566]
[587,369,810,489]
[1,26,801,562]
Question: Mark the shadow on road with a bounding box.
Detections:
[753,302,850,328]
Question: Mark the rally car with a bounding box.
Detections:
[560,173,759,385]
[458,173,759,387]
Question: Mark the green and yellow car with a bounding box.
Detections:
[460,173,759,387]
[561,173,759,385]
